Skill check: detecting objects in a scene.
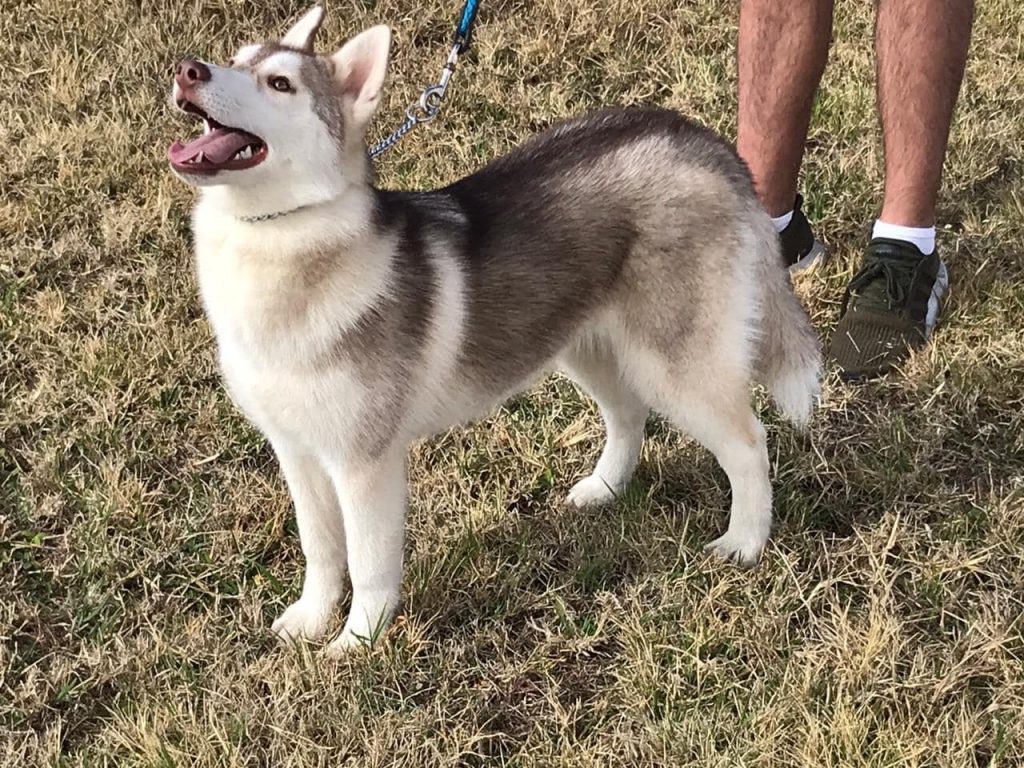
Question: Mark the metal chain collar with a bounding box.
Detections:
[237,206,311,223]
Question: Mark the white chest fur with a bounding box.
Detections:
[192,197,387,451]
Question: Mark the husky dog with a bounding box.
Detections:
[169,6,821,652]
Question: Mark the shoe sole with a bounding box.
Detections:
[788,240,826,274]
[925,260,949,339]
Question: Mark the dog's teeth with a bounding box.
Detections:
[197,151,205,163]
[204,120,212,135]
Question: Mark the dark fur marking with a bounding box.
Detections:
[245,42,315,67]
[366,107,757,391]
[299,57,345,149]
[444,107,752,385]
[457,106,755,210]
[324,197,435,459]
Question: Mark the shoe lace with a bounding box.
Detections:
[842,252,917,312]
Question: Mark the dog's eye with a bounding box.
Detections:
[269,76,293,93]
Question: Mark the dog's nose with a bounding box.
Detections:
[175,59,211,88]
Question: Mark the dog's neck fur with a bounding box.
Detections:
[201,175,347,222]
[200,148,372,222]
[194,179,379,272]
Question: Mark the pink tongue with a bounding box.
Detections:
[169,126,260,164]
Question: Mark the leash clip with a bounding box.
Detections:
[369,0,479,158]
[407,43,462,123]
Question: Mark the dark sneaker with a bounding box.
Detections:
[828,238,949,381]
[779,194,826,273]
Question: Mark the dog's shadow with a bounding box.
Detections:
[407,367,1016,634]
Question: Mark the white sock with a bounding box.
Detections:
[771,210,794,233]
[872,220,935,255]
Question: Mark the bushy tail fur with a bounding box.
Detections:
[752,215,822,427]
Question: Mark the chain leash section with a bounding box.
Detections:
[368,0,479,159]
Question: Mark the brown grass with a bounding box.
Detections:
[2,0,1023,765]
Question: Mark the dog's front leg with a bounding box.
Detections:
[270,445,347,642]
[326,448,407,653]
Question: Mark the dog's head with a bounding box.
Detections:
[168,6,388,200]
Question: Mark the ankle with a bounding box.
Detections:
[871,220,936,256]
[771,209,795,233]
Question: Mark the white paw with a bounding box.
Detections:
[564,475,619,508]
[270,599,333,642]
[703,529,768,568]
[324,627,371,656]
[323,595,397,655]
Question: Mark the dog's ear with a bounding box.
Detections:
[329,25,391,127]
[282,5,325,52]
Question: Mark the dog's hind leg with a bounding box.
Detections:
[658,384,772,567]
[558,340,649,508]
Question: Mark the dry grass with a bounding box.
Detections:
[3,0,1023,765]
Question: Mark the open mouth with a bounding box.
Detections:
[168,98,267,174]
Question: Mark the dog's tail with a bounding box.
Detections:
[751,214,822,428]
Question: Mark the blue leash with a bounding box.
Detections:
[455,0,480,51]
[369,0,481,159]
